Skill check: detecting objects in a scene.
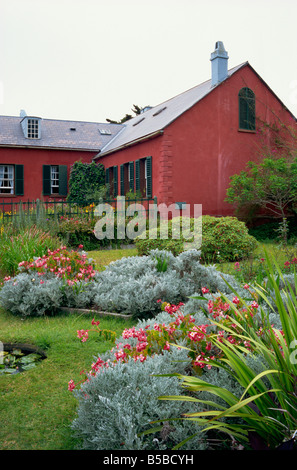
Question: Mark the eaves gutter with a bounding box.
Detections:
[0,144,100,152]
[93,129,164,161]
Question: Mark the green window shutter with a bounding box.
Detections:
[239,92,247,129]
[135,160,140,191]
[120,164,125,196]
[247,89,256,130]
[146,156,152,198]
[15,164,24,196]
[129,161,134,192]
[113,165,118,196]
[58,165,68,196]
[106,167,110,185]
[43,165,51,196]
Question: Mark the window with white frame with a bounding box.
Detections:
[51,165,60,194]
[27,118,39,139]
[0,165,14,194]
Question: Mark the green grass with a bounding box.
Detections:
[87,247,138,271]
[0,309,134,450]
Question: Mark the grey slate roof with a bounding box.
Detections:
[0,116,122,151]
[95,62,248,158]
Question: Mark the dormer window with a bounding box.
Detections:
[20,114,41,139]
[27,118,39,138]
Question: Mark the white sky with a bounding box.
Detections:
[0,0,297,123]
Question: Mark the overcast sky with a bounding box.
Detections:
[0,0,296,123]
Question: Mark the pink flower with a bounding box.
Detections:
[232,296,240,305]
[68,380,76,392]
[206,341,212,351]
[163,341,170,351]
[244,284,250,289]
[201,287,209,294]
[91,318,100,326]
[77,329,89,342]
[78,244,84,249]
[136,341,148,352]
[114,349,127,362]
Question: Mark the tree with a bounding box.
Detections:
[225,157,297,243]
[226,114,297,242]
[106,104,143,124]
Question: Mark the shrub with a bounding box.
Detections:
[70,306,252,450]
[135,216,258,263]
[71,347,210,450]
[56,216,100,251]
[200,216,258,262]
[92,249,246,318]
[0,247,97,316]
[248,218,297,242]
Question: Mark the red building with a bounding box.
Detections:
[0,42,295,217]
[0,112,121,202]
[94,42,296,217]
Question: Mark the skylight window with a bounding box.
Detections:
[153,106,167,117]
[99,129,112,135]
[133,117,145,126]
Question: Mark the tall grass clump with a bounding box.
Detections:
[0,225,61,276]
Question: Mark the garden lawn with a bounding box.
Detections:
[0,309,134,450]
[87,247,137,271]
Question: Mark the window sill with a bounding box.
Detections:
[238,128,256,134]
[0,194,17,198]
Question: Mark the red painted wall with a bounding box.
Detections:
[96,135,164,201]
[167,64,296,217]
[0,147,95,204]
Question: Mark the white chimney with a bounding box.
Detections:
[210,41,229,86]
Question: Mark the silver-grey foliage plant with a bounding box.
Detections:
[0,249,246,318]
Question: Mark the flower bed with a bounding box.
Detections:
[68,276,288,450]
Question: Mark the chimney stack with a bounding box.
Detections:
[210,41,229,86]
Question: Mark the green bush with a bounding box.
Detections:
[200,216,258,262]
[57,214,138,251]
[135,216,258,263]
[248,218,297,242]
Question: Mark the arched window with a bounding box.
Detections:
[238,87,255,130]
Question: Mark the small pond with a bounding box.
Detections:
[0,343,47,375]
